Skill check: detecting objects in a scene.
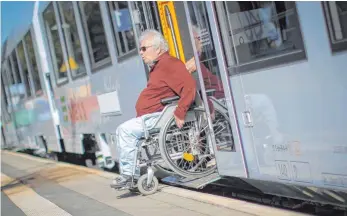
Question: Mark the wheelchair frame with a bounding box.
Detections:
[113,90,232,195]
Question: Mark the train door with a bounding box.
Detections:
[204,1,294,178]
[183,2,249,178]
[208,1,324,181]
[224,2,297,178]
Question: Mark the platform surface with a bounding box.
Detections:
[1,151,308,216]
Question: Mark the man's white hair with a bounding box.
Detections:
[139,29,169,52]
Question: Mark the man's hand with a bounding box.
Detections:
[174,114,185,129]
[185,57,197,74]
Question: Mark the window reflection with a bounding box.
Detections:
[223,1,304,65]
[323,1,347,52]
[58,2,86,77]
[80,1,110,64]
[7,59,15,85]
[24,32,42,93]
[17,42,32,97]
[131,1,161,79]
[43,3,67,82]
[12,49,25,99]
[110,1,136,56]
[1,73,9,107]
[11,51,22,84]
[132,2,148,33]
[187,2,225,100]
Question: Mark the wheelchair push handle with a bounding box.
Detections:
[160,89,216,106]
[160,96,180,105]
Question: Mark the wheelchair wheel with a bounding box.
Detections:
[137,174,159,195]
[158,108,232,178]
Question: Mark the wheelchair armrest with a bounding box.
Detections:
[160,96,180,106]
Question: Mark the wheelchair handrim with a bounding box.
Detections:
[158,114,216,178]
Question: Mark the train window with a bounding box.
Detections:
[24,31,42,94]
[1,73,9,108]
[323,2,347,53]
[43,3,68,84]
[79,2,111,68]
[109,1,137,58]
[10,50,25,100]
[10,51,22,84]
[129,2,161,80]
[17,42,32,97]
[131,2,161,34]
[57,2,86,78]
[6,59,15,85]
[187,2,222,80]
[3,66,14,113]
[216,1,306,74]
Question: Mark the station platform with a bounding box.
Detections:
[1,151,308,216]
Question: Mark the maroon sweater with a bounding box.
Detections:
[135,52,196,120]
[200,63,225,99]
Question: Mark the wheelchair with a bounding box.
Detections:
[112,89,234,195]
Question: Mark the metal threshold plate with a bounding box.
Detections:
[162,172,220,189]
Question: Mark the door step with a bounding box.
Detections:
[161,172,221,189]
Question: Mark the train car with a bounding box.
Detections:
[0,73,18,150]
[1,41,17,150]
[34,1,152,168]
[1,18,61,156]
[2,0,347,209]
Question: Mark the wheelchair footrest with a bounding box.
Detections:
[161,172,221,189]
[110,182,134,190]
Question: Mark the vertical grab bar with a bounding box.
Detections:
[164,5,180,59]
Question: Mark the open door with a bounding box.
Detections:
[184,1,249,178]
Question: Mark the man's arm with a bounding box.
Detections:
[164,60,197,122]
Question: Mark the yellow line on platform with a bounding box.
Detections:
[1,173,72,216]
[2,150,117,179]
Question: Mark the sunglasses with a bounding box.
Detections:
[139,45,153,52]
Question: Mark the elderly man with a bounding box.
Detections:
[112,30,197,188]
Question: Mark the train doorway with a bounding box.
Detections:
[131,1,248,179]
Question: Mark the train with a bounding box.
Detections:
[1,1,346,209]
